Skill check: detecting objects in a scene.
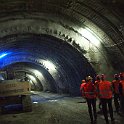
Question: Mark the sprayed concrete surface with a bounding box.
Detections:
[0,92,123,124]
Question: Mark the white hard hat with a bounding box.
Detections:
[87,76,93,80]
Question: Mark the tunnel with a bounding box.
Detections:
[0,0,124,96]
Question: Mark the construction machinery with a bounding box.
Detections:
[0,71,32,114]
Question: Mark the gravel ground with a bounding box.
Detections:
[0,92,123,124]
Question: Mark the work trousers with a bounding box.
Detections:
[100,98,114,124]
[86,98,97,123]
[113,93,120,113]
[120,95,124,114]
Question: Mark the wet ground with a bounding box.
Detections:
[0,92,123,124]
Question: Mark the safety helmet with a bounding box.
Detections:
[114,74,118,78]
[119,72,124,77]
[96,75,100,80]
[87,76,93,80]
[82,80,85,83]
[101,74,105,78]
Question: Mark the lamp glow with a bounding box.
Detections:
[33,70,43,77]
[80,27,101,46]
[42,60,56,71]
[0,52,12,59]
[28,75,36,82]
[0,53,8,59]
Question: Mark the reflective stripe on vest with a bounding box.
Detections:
[84,92,95,94]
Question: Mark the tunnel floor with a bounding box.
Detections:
[0,92,123,124]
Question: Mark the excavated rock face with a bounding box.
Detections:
[0,0,124,95]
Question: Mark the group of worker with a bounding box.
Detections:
[80,73,124,124]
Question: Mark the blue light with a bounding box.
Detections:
[0,53,9,59]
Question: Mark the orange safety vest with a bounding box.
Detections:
[80,83,86,97]
[112,80,119,94]
[99,81,113,99]
[119,80,124,95]
[95,80,100,87]
[80,83,86,90]
[84,82,97,99]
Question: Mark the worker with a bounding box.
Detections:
[119,72,124,115]
[82,76,97,124]
[95,75,101,87]
[112,74,120,114]
[95,75,102,113]
[80,79,86,98]
[98,74,114,124]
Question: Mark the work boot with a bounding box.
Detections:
[106,120,109,124]
[118,111,124,116]
[94,119,97,124]
[90,121,94,124]
[111,119,115,124]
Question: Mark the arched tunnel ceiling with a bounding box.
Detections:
[0,34,95,95]
[0,0,124,95]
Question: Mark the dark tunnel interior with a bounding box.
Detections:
[0,34,95,96]
[0,0,124,96]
